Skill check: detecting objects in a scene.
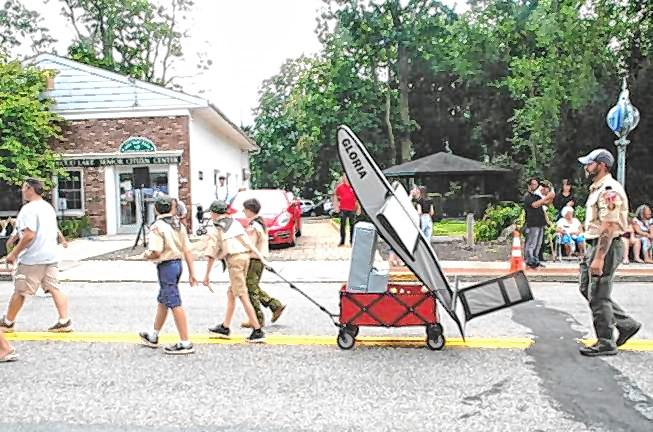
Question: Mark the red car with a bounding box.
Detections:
[228,189,302,247]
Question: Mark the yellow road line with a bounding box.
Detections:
[5,332,532,349]
[7,332,653,350]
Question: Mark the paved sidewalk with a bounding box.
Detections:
[0,258,650,283]
[2,220,652,283]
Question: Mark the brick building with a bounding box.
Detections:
[0,54,257,235]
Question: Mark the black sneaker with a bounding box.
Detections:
[139,331,159,348]
[164,342,195,355]
[48,319,72,333]
[616,323,642,347]
[246,328,266,343]
[0,316,15,333]
[579,343,618,357]
[208,324,230,338]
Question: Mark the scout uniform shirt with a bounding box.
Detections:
[147,216,191,262]
[247,218,269,259]
[206,216,255,297]
[206,217,257,259]
[584,173,629,240]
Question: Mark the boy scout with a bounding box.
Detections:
[139,196,198,355]
[241,198,286,328]
[203,200,267,342]
[577,148,641,357]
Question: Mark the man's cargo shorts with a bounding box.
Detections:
[157,259,182,309]
[14,263,59,296]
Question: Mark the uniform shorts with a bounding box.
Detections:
[14,263,59,296]
[157,259,182,309]
[227,253,250,297]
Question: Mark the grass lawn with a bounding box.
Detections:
[333,216,466,237]
[433,219,467,236]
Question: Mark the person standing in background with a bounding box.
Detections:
[216,175,231,202]
[554,178,576,219]
[523,178,551,269]
[333,175,357,247]
[416,186,435,241]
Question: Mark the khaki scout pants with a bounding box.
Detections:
[579,238,638,348]
[226,253,250,297]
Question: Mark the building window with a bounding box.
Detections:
[0,180,22,215]
[57,170,83,211]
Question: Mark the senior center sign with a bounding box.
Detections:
[57,137,182,167]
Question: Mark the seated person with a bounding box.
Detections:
[555,206,585,257]
[622,223,635,264]
[632,205,653,263]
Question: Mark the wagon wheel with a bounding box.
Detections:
[337,329,355,350]
[345,325,359,338]
[426,324,445,351]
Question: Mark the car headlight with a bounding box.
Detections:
[275,212,291,228]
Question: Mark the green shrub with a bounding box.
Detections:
[474,202,524,241]
[59,216,92,239]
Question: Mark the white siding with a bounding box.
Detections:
[189,114,246,232]
[34,56,205,114]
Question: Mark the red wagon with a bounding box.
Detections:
[337,282,444,350]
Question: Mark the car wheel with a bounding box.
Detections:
[310,210,317,217]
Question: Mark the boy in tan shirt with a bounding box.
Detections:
[241,198,286,328]
[203,200,268,342]
[139,196,198,355]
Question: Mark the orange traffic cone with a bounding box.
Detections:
[509,230,525,272]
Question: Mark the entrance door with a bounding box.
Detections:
[117,168,170,233]
[118,172,139,233]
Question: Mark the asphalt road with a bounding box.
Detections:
[1,279,652,432]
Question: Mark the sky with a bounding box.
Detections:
[21,0,466,127]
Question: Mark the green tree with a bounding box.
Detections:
[250,57,315,193]
[323,0,455,163]
[0,0,55,57]
[0,57,64,186]
[61,0,205,86]
[251,0,653,206]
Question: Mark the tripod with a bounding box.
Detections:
[132,188,149,250]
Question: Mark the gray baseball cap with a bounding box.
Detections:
[578,148,614,168]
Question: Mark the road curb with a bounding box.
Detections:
[3,274,650,284]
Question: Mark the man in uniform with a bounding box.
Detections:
[578,148,641,356]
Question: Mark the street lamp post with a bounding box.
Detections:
[606,78,640,188]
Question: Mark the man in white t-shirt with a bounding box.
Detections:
[215,175,231,202]
[556,205,585,257]
[1,178,72,333]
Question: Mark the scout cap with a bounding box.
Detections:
[578,148,614,168]
[155,195,172,214]
[209,200,228,214]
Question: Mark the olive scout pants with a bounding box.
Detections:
[246,259,283,326]
[579,237,638,348]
